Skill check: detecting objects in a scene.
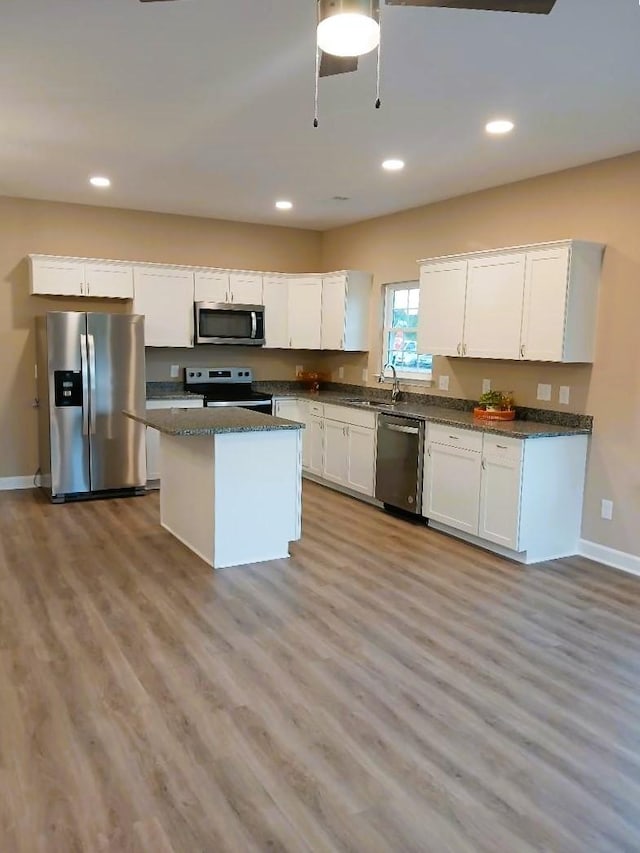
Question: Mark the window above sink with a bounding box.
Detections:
[382,281,433,382]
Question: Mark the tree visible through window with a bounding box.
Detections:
[382,282,432,381]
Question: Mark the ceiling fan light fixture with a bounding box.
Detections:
[317,1,380,58]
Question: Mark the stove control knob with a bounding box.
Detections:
[196,371,202,377]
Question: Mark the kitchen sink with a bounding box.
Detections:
[345,399,379,407]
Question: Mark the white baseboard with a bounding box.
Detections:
[579,539,640,577]
[0,476,36,491]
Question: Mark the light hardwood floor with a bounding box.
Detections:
[1,482,640,852]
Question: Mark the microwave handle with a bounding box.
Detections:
[251,311,257,339]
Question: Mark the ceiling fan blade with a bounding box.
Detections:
[384,0,556,12]
[319,52,359,78]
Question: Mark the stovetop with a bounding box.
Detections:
[184,367,272,403]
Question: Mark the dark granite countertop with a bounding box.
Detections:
[125,407,304,436]
[271,389,591,439]
[147,391,205,402]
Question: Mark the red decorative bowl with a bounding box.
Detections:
[473,408,516,421]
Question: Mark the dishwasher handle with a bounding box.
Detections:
[382,423,420,435]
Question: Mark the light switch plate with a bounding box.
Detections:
[338,366,345,380]
[438,375,450,391]
[170,364,180,379]
[601,499,613,521]
[559,386,570,405]
[482,378,491,394]
[537,383,552,402]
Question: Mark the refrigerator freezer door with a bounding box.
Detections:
[86,313,146,491]
[47,312,91,497]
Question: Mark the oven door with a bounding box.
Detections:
[195,303,265,346]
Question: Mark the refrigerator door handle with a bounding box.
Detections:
[88,333,97,435]
[80,334,90,436]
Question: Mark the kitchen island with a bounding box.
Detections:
[125,407,304,569]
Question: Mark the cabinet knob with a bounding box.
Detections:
[520,344,525,358]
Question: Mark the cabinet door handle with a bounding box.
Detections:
[87,282,90,296]
[520,344,525,358]
[80,282,84,295]
[496,444,508,450]
[463,344,467,356]
[482,458,486,469]
[457,343,461,355]
[448,435,459,440]
[427,446,431,456]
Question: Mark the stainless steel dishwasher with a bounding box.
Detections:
[375,413,425,514]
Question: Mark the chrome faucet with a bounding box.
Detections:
[380,362,401,403]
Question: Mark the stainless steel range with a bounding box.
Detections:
[184,367,273,414]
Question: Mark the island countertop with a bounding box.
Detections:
[125,407,304,436]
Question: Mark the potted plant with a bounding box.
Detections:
[475,390,516,420]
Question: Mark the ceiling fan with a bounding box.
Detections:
[139,0,557,124]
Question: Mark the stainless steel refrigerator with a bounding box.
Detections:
[36,312,146,502]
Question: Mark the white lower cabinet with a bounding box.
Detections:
[346,425,376,496]
[423,426,588,563]
[145,398,203,485]
[478,437,523,549]
[307,415,325,475]
[323,420,349,484]
[424,442,482,535]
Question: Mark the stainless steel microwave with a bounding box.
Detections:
[194,302,265,346]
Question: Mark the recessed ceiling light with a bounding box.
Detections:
[89,176,111,188]
[275,200,293,210]
[485,119,515,135]
[382,159,405,171]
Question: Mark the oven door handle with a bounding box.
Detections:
[382,423,420,435]
[207,400,271,408]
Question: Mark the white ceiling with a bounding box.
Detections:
[1,0,639,230]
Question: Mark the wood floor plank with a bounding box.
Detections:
[2,483,640,850]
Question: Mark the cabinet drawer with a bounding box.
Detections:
[308,401,324,417]
[323,404,376,429]
[483,435,523,461]
[146,398,203,410]
[429,423,482,453]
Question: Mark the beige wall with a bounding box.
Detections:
[321,151,640,557]
[0,196,322,480]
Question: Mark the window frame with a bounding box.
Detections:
[381,281,433,383]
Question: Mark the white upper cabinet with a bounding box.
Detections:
[133,266,195,347]
[418,241,603,363]
[29,255,133,299]
[288,277,323,349]
[464,252,526,359]
[194,270,229,303]
[263,276,290,349]
[321,271,372,351]
[194,271,262,304]
[418,260,467,357]
[521,242,603,362]
[321,274,347,351]
[229,272,263,305]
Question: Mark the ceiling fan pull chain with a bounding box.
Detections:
[375,7,382,110]
[314,43,320,127]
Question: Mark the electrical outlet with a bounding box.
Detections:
[338,366,345,380]
[482,378,491,394]
[559,386,570,405]
[537,383,552,402]
[601,499,614,521]
[438,375,450,391]
[295,364,303,377]
[362,368,368,383]
[170,364,180,379]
